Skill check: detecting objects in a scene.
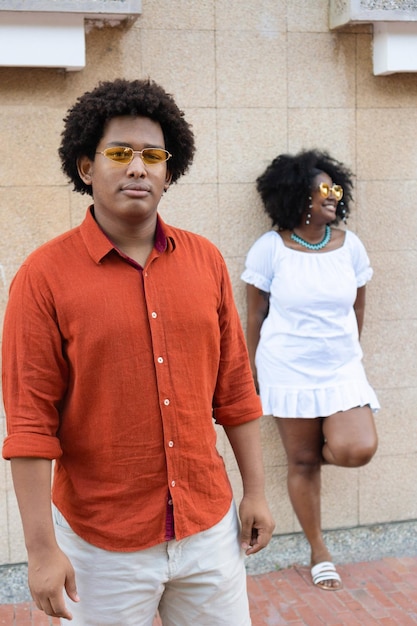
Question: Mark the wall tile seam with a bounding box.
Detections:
[360,246,417,254]
[0,184,70,188]
[137,28,216,32]
[3,487,10,563]
[357,108,417,114]
[372,385,417,390]
[286,105,356,107]
[213,106,288,109]
[370,452,417,457]
[356,106,417,110]
[287,102,417,111]
[364,316,417,320]
[134,28,289,33]
[137,29,288,33]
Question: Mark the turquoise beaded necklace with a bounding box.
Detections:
[290,225,331,250]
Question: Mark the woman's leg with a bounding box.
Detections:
[322,406,378,467]
[276,417,339,588]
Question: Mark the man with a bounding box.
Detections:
[2,78,274,625]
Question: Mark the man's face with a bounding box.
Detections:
[78,115,171,232]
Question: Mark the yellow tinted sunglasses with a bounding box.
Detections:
[96,146,172,165]
[317,182,343,201]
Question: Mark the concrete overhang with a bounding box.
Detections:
[0,1,142,71]
[329,0,417,75]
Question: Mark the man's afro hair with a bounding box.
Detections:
[58,78,195,196]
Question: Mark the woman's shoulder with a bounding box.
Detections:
[246,230,286,264]
[341,228,361,242]
[249,229,283,250]
[339,229,372,281]
[341,229,367,251]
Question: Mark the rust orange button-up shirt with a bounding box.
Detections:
[2,208,262,552]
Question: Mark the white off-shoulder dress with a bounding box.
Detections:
[241,230,380,418]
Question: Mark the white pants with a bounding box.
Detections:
[53,502,251,626]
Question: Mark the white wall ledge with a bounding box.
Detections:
[0,1,142,17]
[0,1,141,71]
[329,0,417,75]
[330,0,417,28]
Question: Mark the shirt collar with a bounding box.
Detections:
[80,206,175,264]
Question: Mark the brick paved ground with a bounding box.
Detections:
[1,556,417,625]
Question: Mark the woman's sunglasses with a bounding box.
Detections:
[317,182,343,201]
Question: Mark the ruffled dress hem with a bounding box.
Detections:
[260,379,380,418]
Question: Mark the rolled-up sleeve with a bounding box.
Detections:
[2,262,67,460]
[212,259,262,426]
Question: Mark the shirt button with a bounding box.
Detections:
[157,357,164,364]
[151,312,157,318]
[164,399,170,406]
[168,499,173,506]
[168,441,174,447]
[171,480,176,488]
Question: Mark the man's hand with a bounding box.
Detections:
[28,546,79,620]
[239,495,275,555]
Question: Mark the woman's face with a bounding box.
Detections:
[309,172,342,225]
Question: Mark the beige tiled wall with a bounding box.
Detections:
[1,0,416,565]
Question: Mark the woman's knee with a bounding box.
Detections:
[323,407,378,467]
[329,439,377,467]
[288,451,323,474]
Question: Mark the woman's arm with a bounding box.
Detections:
[353,285,366,338]
[246,284,270,390]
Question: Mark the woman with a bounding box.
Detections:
[241,149,379,591]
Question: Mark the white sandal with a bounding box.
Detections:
[311,561,342,591]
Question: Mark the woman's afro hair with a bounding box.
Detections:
[58,78,196,196]
[256,149,354,230]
